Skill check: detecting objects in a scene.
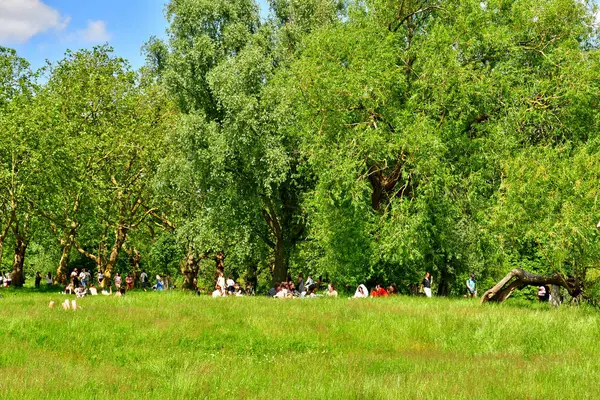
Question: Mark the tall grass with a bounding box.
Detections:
[0,291,598,399]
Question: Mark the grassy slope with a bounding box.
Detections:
[0,291,598,399]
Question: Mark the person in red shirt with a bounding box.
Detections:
[125,274,134,291]
[370,284,388,297]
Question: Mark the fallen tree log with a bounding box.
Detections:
[480,268,581,304]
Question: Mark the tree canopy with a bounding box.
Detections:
[1,0,600,300]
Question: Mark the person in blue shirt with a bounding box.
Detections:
[466,274,477,298]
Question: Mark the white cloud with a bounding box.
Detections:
[77,20,111,43]
[0,0,70,44]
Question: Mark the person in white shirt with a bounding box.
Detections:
[79,269,87,288]
[226,276,235,294]
[216,272,226,295]
[326,283,338,297]
[212,285,224,297]
[353,284,369,298]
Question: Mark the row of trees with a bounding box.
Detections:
[2,0,600,299]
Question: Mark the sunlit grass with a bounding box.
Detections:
[0,291,597,399]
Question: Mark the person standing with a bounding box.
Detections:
[140,270,148,291]
[97,270,104,286]
[125,274,134,291]
[79,269,87,288]
[34,271,42,288]
[114,273,122,290]
[216,271,226,295]
[46,272,52,286]
[421,272,432,298]
[297,273,305,293]
[466,274,477,298]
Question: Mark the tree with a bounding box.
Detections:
[155,0,342,286]
[284,0,598,293]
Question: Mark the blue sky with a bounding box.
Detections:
[0,0,269,71]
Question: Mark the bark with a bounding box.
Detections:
[215,251,225,272]
[367,158,411,211]
[75,241,105,284]
[181,248,200,290]
[436,268,451,297]
[549,285,562,307]
[56,244,71,285]
[11,238,27,287]
[273,234,287,285]
[0,215,14,266]
[261,200,289,286]
[127,248,141,284]
[481,268,580,304]
[103,226,128,283]
[55,223,78,285]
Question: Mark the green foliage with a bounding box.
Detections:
[1,0,600,296]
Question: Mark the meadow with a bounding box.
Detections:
[0,290,598,399]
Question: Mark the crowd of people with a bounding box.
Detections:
[45,268,178,298]
[7,265,484,301]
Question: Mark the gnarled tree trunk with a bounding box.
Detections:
[481,268,581,304]
[181,247,200,290]
[11,238,27,287]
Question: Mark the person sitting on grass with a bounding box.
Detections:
[155,275,164,291]
[226,276,235,294]
[327,283,338,297]
[305,275,315,292]
[89,284,98,296]
[101,287,112,296]
[63,283,75,295]
[115,288,126,297]
[234,283,244,296]
[75,286,86,298]
[212,285,224,298]
[297,273,305,294]
[274,284,287,298]
[353,284,369,298]
[370,284,388,297]
[387,284,399,295]
[537,285,547,302]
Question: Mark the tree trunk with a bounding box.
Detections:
[103,226,128,284]
[215,251,225,273]
[549,285,562,307]
[481,268,580,304]
[129,248,141,285]
[436,267,451,296]
[11,239,27,287]
[55,243,71,285]
[181,248,199,290]
[272,234,287,285]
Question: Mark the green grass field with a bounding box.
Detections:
[0,291,598,399]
